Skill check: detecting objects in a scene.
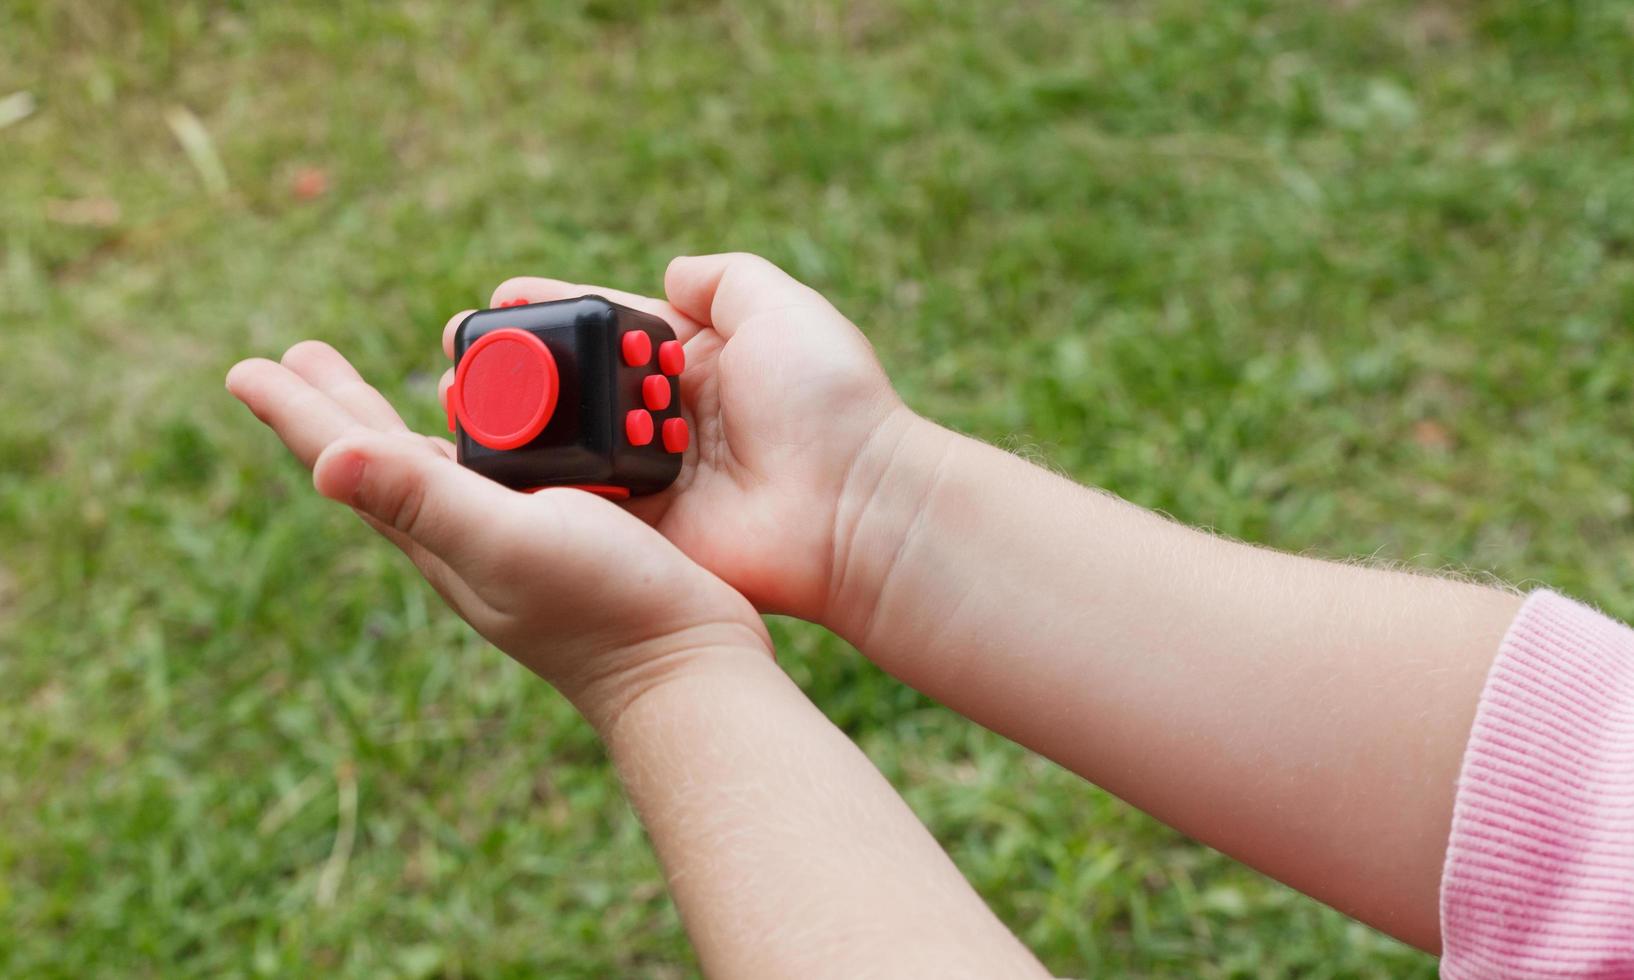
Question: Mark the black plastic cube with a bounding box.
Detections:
[449,296,687,498]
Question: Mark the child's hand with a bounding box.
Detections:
[226,344,771,729]
[441,253,912,621]
[229,338,1051,980]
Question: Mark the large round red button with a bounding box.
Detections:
[451,328,559,450]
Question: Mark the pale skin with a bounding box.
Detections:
[228,252,1521,973]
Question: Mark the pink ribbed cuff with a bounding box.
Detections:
[1441,590,1634,978]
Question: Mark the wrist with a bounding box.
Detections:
[558,623,775,737]
[823,406,961,647]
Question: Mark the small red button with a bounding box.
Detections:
[657,340,685,376]
[626,409,654,446]
[661,417,689,454]
[642,375,671,411]
[621,331,652,366]
[451,328,559,450]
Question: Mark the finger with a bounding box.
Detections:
[437,368,454,424]
[314,431,760,661]
[280,340,408,433]
[663,252,834,340]
[358,509,447,582]
[227,358,366,468]
[489,276,706,344]
[425,434,457,461]
[354,508,478,613]
[443,309,477,361]
[312,430,534,576]
[313,431,681,590]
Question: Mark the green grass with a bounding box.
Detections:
[3,0,1632,975]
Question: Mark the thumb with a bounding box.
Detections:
[312,431,527,576]
[663,252,836,339]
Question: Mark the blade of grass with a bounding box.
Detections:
[0,91,35,131]
[164,105,229,198]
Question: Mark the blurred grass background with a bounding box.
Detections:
[2,0,1632,976]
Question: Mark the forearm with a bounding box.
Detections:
[827,409,1521,951]
[588,645,1048,979]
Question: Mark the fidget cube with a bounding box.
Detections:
[447,295,687,498]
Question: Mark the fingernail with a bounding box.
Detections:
[319,452,368,503]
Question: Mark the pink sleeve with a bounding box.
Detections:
[1441,590,1634,978]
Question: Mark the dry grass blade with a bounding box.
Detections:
[315,761,358,908]
[164,105,230,198]
[0,91,36,131]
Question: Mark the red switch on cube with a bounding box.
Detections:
[448,296,687,496]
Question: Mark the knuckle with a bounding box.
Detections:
[374,469,431,539]
[443,309,475,333]
[421,434,455,459]
[713,255,764,308]
[491,277,540,303]
[724,252,777,279]
[280,338,335,367]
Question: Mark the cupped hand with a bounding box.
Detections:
[440,253,909,620]
[226,343,770,728]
